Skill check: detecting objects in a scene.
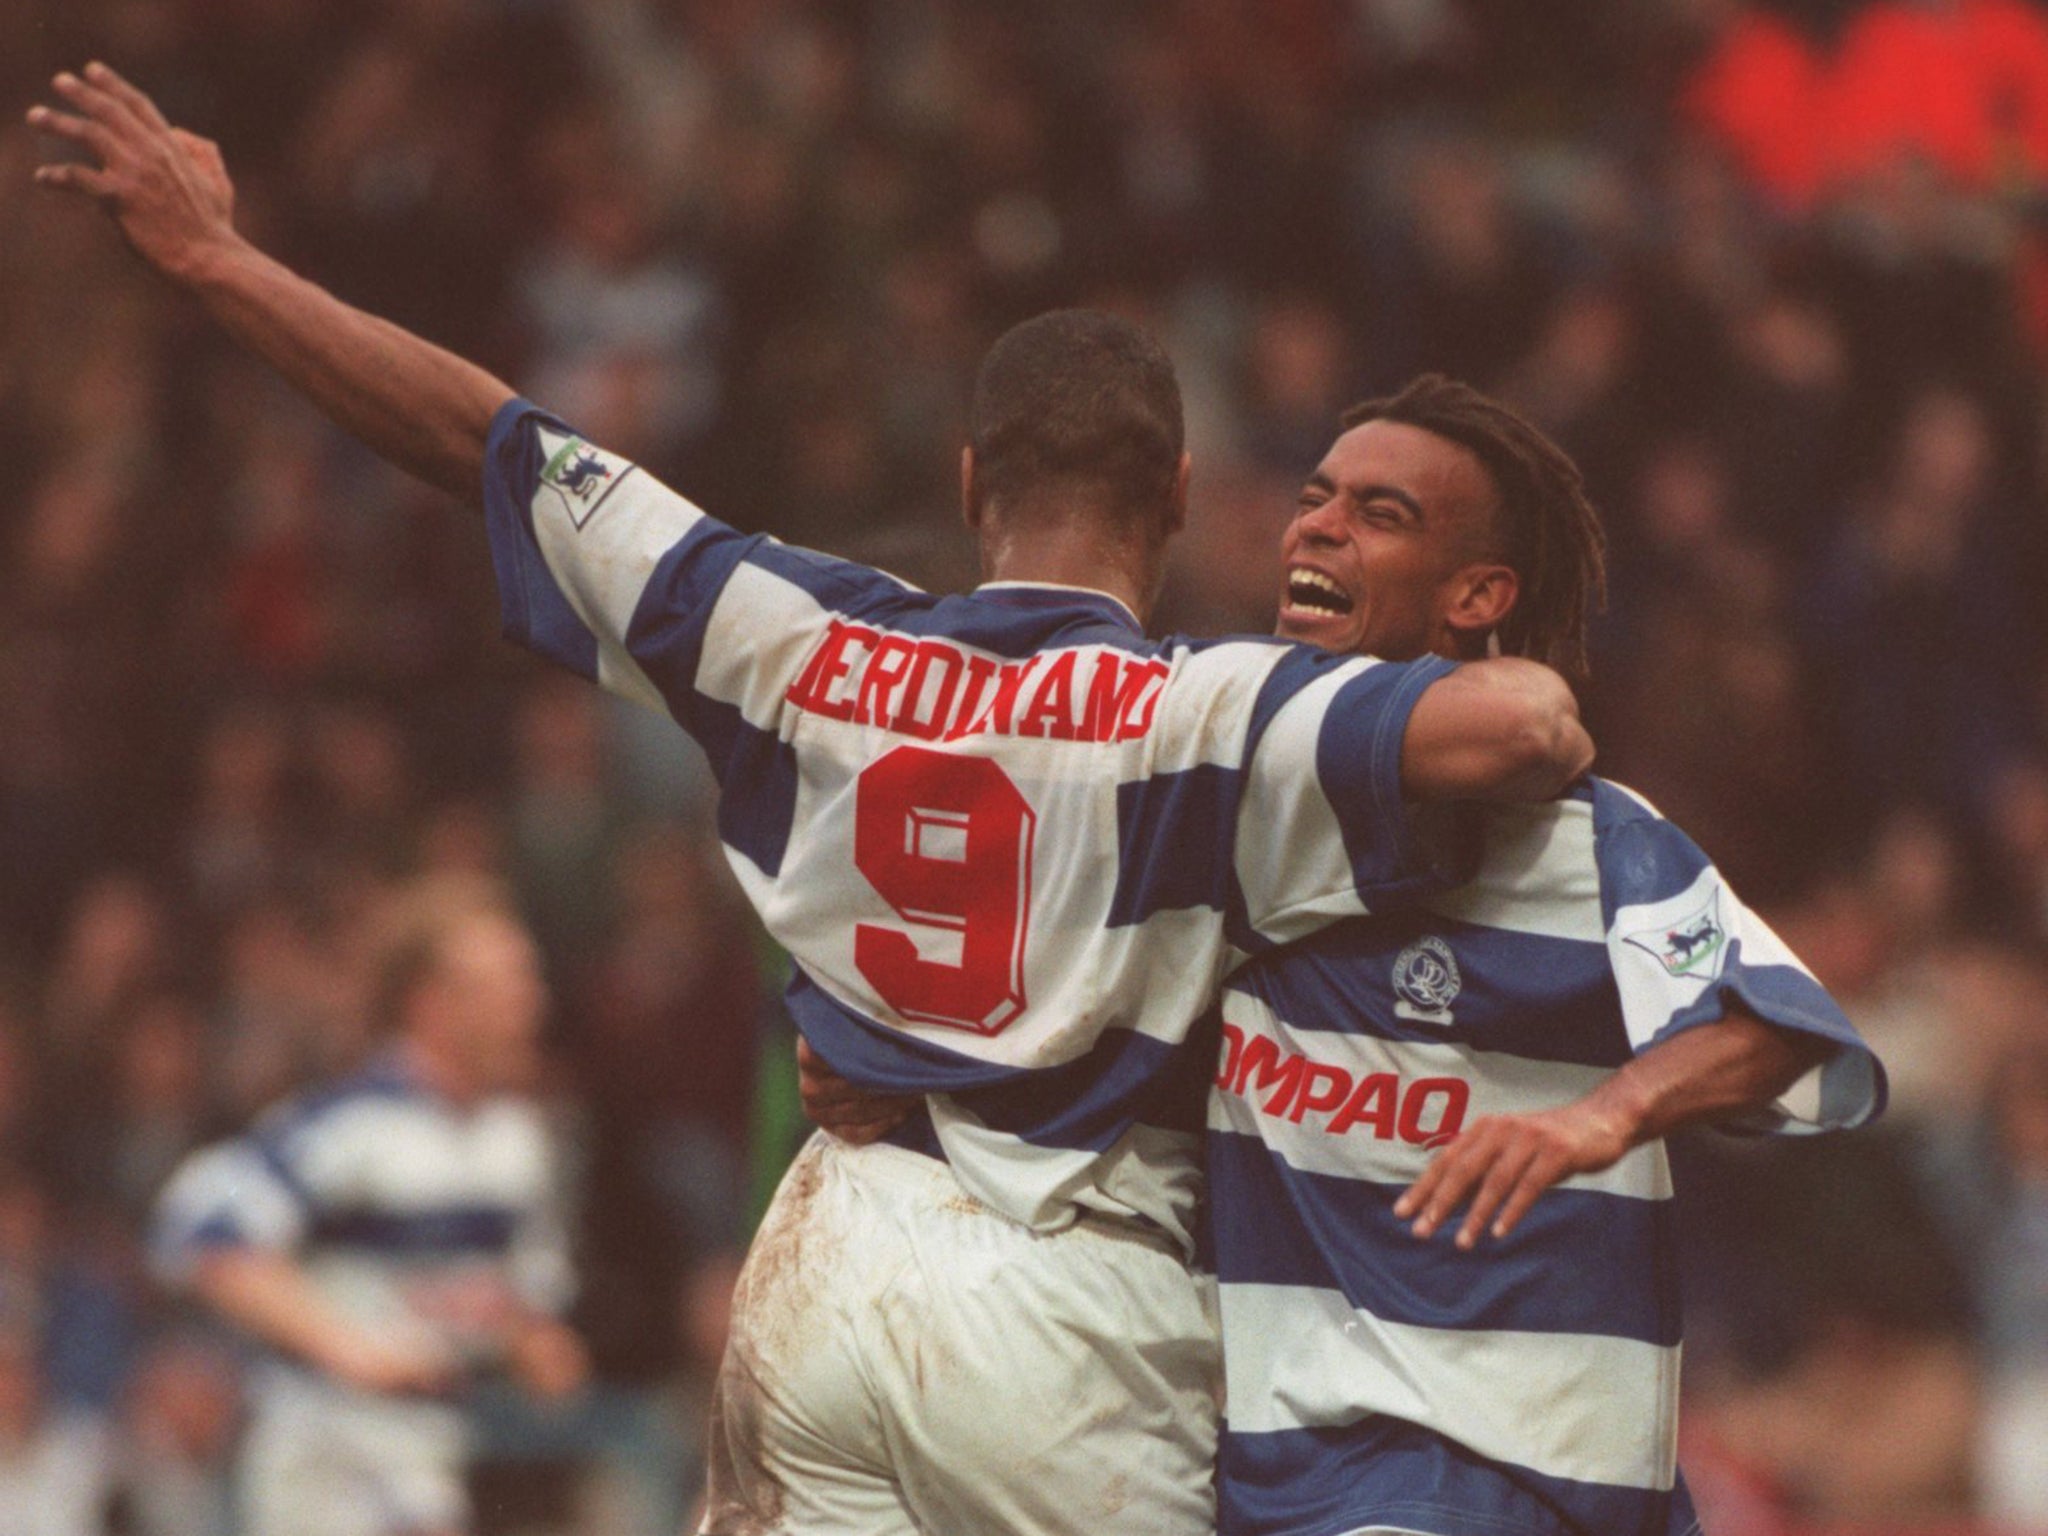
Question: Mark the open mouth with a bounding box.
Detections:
[1285,567,1355,617]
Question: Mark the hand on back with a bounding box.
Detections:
[798,1038,919,1146]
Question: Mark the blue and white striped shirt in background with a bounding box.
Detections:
[153,1054,571,1399]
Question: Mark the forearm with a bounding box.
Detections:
[189,1247,377,1374]
[180,237,513,499]
[1586,1003,1833,1151]
[1400,657,1593,802]
[1399,1001,1837,1245]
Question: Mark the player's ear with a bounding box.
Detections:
[1165,452,1190,537]
[1443,561,1518,644]
[960,446,982,532]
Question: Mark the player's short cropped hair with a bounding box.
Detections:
[368,874,520,1036]
[1342,375,1607,683]
[969,309,1184,530]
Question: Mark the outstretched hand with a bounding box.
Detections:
[1393,1102,1633,1249]
[28,62,239,280]
[26,59,511,499]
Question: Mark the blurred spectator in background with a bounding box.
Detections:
[0,1326,109,1536]
[1923,1032,2048,1528]
[150,880,586,1536]
[1809,384,2032,824]
[571,827,757,1391]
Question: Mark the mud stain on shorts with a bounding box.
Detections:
[740,1143,832,1362]
[700,1359,786,1536]
[700,1142,838,1535]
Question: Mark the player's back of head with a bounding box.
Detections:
[969,309,1185,539]
[1344,374,1607,683]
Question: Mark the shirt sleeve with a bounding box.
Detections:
[482,400,922,878]
[481,397,734,715]
[1598,788,1886,1133]
[1232,648,1476,948]
[149,1138,311,1284]
[504,1114,576,1317]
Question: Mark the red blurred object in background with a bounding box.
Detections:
[1685,1,2048,208]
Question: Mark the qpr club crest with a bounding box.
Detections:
[1392,934,1461,1026]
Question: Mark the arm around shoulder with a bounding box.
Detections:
[1399,656,1592,803]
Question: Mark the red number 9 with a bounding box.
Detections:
[853,746,1037,1035]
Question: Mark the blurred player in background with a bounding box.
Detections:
[32,64,1596,1536]
[809,378,1887,1536]
[152,879,587,1536]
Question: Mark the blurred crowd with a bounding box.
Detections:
[4,0,2048,1530]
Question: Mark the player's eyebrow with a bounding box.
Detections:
[1357,483,1424,522]
[1299,473,1425,525]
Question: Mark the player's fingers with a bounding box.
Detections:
[31,161,117,198]
[804,1085,858,1116]
[25,105,116,162]
[794,1037,825,1085]
[829,1112,909,1147]
[1395,1119,1493,1220]
[1455,1138,1541,1251]
[815,1088,915,1128]
[1489,1147,1572,1241]
[1393,1149,1450,1220]
[83,61,172,131]
[801,1069,863,1105]
[1408,1128,1500,1237]
[50,70,145,138]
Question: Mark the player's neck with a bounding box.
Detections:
[982,528,1154,628]
[397,1034,483,1110]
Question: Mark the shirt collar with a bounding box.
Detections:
[972,580,1144,633]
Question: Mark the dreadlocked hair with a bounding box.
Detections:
[1341,374,1607,684]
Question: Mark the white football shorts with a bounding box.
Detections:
[238,1385,470,1536]
[701,1133,1221,1535]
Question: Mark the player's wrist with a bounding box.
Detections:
[164,225,256,293]
[1569,1078,1651,1164]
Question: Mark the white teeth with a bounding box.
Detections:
[1286,568,1352,613]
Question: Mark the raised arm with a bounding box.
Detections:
[29,63,511,498]
[1400,656,1592,803]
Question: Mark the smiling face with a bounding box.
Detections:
[1277,418,1517,661]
